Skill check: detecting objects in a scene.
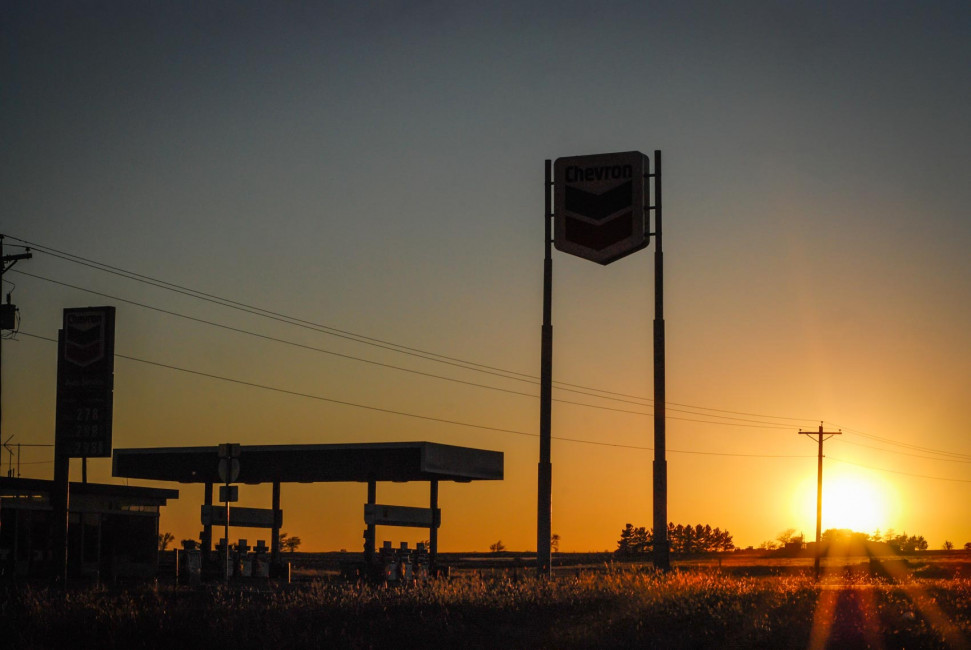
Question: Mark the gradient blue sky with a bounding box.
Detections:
[2,1,969,551]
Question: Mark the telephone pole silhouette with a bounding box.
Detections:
[799,422,841,579]
[0,234,33,454]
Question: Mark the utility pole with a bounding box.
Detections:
[0,234,33,450]
[799,423,841,580]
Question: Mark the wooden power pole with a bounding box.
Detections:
[0,234,33,453]
[799,423,841,579]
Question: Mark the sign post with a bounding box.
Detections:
[537,160,553,577]
[651,151,668,571]
[539,151,668,573]
[53,306,116,585]
[218,443,240,582]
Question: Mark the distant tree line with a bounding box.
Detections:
[760,528,933,552]
[873,530,929,552]
[817,529,929,552]
[616,523,735,556]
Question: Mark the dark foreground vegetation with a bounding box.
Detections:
[2,560,969,649]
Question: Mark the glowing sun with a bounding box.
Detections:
[795,471,895,534]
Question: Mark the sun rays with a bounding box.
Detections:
[807,543,969,649]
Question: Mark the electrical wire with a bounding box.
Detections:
[836,437,971,464]
[17,331,812,458]
[9,236,968,461]
[828,456,971,484]
[12,238,540,379]
[12,270,803,431]
[832,423,971,461]
[7,236,823,424]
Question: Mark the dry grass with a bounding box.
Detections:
[2,567,969,648]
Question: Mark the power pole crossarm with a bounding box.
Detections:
[1,235,34,274]
[2,252,33,270]
[799,423,841,580]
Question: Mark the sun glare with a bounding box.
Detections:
[794,470,895,535]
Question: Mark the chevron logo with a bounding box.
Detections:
[64,311,108,367]
[565,182,633,222]
[554,151,649,265]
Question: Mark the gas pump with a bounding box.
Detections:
[252,540,269,578]
[235,539,251,577]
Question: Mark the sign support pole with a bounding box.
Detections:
[651,150,670,571]
[545,149,664,572]
[537,159,554,577]
[271,481,281,566]
[429,479,439,572]
[364,477,377,570]
[224,476,231,583]
[52,329,70,586]
[52,449,70,585]
[202,482,213,555]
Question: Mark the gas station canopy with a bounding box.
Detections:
[113,441,503,485]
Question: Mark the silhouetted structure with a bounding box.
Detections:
[112,442,503,579]
[0,476,177,582]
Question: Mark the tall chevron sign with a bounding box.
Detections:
[55,306,116,458]
[553,151,650,265]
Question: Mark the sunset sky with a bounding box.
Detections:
[2,1,969,552]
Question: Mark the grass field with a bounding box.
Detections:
[2,555,969,648]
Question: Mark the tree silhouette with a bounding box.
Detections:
[279,532,302,553]
[777,528,797,546]
[616,524,651,556]
[157,531,175,551]
[616,523,733,556]
[883,531,928,552]
[489,540,506,554]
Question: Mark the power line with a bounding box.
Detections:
[18,342,968,483]
[17,270,544,393]
[837,436,971,464]
[10,313,967,478]
[10,236,967,460]
[8,236,821,424]
[828,456,971,484]
[834,424,971,462]
[13,270,801,431]
[12,238,539,378]
[16,331,810,458]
